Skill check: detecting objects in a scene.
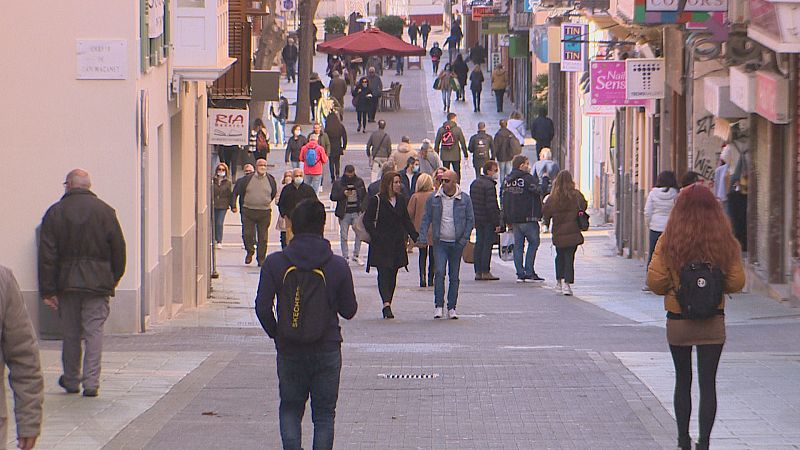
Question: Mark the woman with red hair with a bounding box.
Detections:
[647,184,745,450]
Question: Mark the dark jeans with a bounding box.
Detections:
[213,208,227,243]
[442,160,461,181]
[242,207,271,263]
[329,154,341,183]
[280,231,287,249]
[648,229,662,267]
[493,89,505,112]
[555,246,577,284]
[471,88,481,111]
[670,344,724,449]
[377,267,399,303]
[368,98,378,121]
[433,241,464,310]
[473,223,495,274]
[419,246,434,284]
[286,63,297,82]
[728,190,747,251]
[432,60,440,74]
[356,110,368,130]
[410,36,417,45]
[277,350,342,450]
[422,35,429,48]
[220,145,237,171]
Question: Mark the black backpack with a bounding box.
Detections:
[540,174,551,195]
[277,264,331,343]
[474,137,489,159]
[676,262,724,319]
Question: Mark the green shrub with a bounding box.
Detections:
[324,16,347,35]
[374,16,404,37]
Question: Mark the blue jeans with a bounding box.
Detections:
[433,241,464,310]
[307,174,322,193]
[272,117,286,144]
[498,161,513,188]
[277,350,342,450]
[441,90,452,111]
[290,161,301,169]
[474,223,496,274]
[339,213,361,259]
[213,208,227,243]
[512,221,540,278]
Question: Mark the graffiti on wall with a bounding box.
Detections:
[693,114,723,180]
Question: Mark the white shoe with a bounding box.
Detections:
[563,284,573,296]
[448,309,458,320]
[215,243,222,250]
[555,281,562,293]
[352,256,364,266]
[434,307,443,319]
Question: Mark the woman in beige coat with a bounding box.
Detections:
[491,64,508,112]
[408,173,435,287]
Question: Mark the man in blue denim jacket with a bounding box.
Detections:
[418,170,475,320]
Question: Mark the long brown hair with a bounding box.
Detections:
[660,184,741,269]
[379,171,400,198]
[548,170,576,204]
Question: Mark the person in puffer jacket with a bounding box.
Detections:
[644,171,679,267]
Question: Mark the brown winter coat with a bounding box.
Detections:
[408,190,434,243]
[542,190,588,248]
[646,238,746,314]
[0,266,43,444]
[390,142,419,172]
[491,68,508,90]
[328,77,348,106]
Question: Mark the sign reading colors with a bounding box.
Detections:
[560,23,587,72]
[208,108,250,146]
[589,61,646,106]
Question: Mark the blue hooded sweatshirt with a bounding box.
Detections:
[255,233,357,353]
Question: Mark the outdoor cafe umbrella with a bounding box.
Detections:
[316,28,426,57]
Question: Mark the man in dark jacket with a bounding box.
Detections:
[328,71,347,111]
[420,21,431,48]
[255,199,357,450]
[468,42,486,66]
[282,38,299,82]
[277,168,317,242]
[366,67,383,122]
[434,113,468,181]
[502,155,544,283]
[330,165,367,265]
[408,22,419,45]
[469,161,501,281]
[530,109,555,155]
[493,119,518,187]
[467,122,494,177]
[231,159,278,266]
[365,120,392,182]
[38,169,126,397]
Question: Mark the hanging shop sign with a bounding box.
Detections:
[147,0,165,38]
[76,40,128,80]
[589,61,646,106]
[472,6,494,20]
[560,23,587,72]
[755,70,790,124]
[530,25,549,63]
[523,0,536,13]
[621,0,728,24]
[583,94,616,116]
[208,108,249,146]
[729,65,757,113]
[645,0,727,12]
[748,0,800,53]
[481,16,509,34]
[625,58,665,100]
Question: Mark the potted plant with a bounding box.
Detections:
[324,16,347,41]
[374,15,404,38]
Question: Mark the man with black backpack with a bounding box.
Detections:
[434,113,468,181]
[468,122,494,178]
[256,199,358,450]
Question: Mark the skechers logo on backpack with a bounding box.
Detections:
[278,266,330,343]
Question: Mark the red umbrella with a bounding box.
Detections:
[317,28,426,57]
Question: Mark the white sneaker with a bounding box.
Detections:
[434,307,443,319]
[555,281,562,293]
[352,256,364,266]
[448,309,458,320]
[563,284,573,296]
[215,243,222,250]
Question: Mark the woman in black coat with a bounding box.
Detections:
[284,124,307,168]
[452,54,469,101]
[324,112,348,182]
[352,76,373,133]
[364,172,419,319]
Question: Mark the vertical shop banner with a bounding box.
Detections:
[590,61,647,106]
[625,58,665,99]
[208,109,249,146]
[531,25,549,63]
[147,0,165,38]
[560,23,587,72]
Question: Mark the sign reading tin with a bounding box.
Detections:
[560,23,587,72]
[589,61,647,106]
[625,58,665,99]
[208,108,250,146]
[76,40,128,80]
[645,0,727,12]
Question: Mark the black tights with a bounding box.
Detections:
[419,246,434,284]
[669,344,724,449]
[329,154,341,183]
[377,267,399,304]
[357,110,368,130]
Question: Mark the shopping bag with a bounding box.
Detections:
[462,241,475,264]
[499,232,514,261]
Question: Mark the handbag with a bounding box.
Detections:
[577,210,590,232]
[499,232,514,261]
[432,77,441,90]
[354,195,379,243]
[462,241,475,264]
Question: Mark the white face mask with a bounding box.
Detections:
[293,177,304,186]
[217,171,226,177]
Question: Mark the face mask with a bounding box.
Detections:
[217,171,226,177]
[256,167,267,175]
[492,173,499,181]
[412,166,420,173]
[293,177,303,186]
